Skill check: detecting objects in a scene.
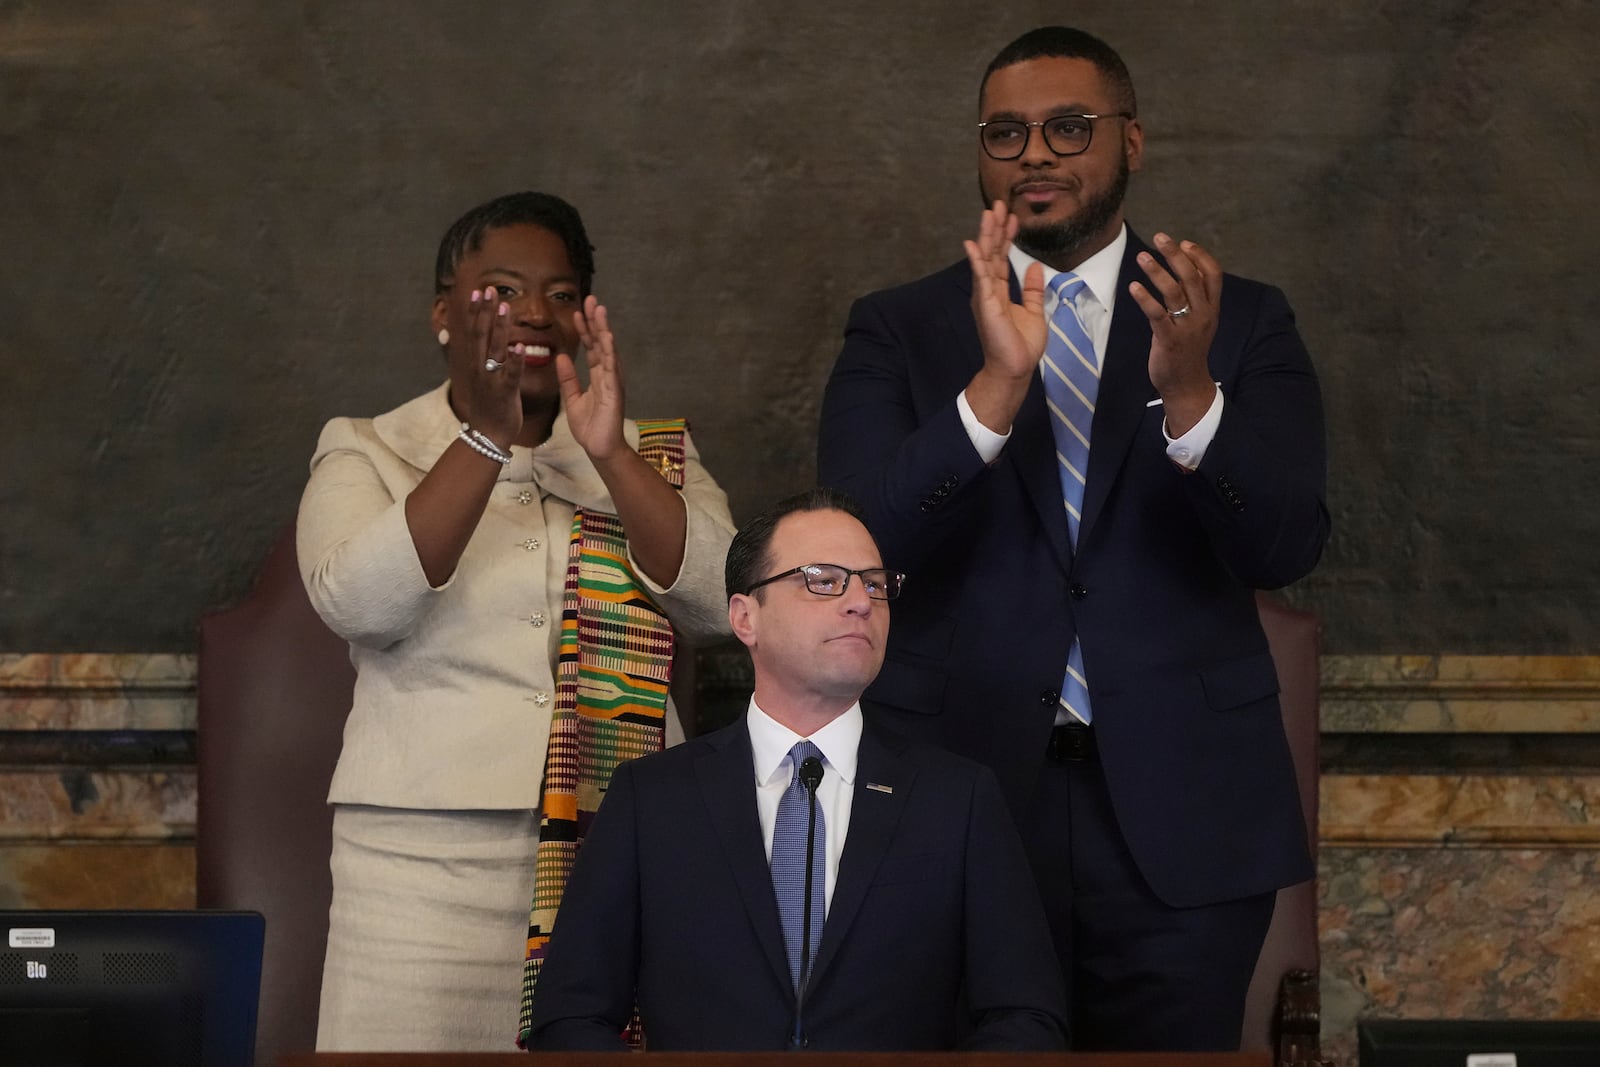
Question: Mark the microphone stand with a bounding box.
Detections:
[791,755,824,1050]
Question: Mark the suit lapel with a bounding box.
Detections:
[807,724,914,989]
[1010,374,1077,572]
[695,724,793,996]
[1078,235,1161,547]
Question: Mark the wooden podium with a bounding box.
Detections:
[282,1053,1271,1066]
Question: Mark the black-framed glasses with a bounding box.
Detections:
[977,113,1134,160]
[744,563,905,601]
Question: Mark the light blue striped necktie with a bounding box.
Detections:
[771,740,826,989]
[1041,271,1098,724]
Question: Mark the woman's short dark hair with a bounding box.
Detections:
[433,191,596,296]
[725,488,867,602]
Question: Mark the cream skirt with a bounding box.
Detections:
[316,805,539,1051]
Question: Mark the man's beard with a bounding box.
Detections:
[1012,158,1130,268]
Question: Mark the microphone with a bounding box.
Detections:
[799,756,824,793]
[791,755,825,1050]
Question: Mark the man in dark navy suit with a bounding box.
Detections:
[818,26,1330,1052]
[524,488,1066,1052]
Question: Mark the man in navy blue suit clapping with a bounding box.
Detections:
[819,26,1329,1052]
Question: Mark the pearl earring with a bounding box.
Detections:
[437,328,450,346]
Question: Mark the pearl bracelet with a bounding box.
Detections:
[457,426,512,465]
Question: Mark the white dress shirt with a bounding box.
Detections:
[746,700,861,913]
[955,223,1224,469]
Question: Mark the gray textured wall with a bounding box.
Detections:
[2,2,1595,653]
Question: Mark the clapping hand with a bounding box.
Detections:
[1130,233,1223,433]
[963,200,1047,382]
[557,295,628,462]
[456,285,525,449]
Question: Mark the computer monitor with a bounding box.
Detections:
[1360,1018,1600,1066]
[0,910,264,1067]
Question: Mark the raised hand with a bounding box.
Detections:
[557,295,628,462]
[455,285,525,449]
[555,294,690,588]
[962,200,1047,435]
[964,200,1047,379]
[1129,233,1223,435]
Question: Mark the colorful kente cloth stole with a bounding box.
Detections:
[517,418,688,1049]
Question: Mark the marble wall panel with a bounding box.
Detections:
[1323,774,1600,848]
[0,770,195,842]
[1323,655,1600,733]
[1320,848,1600,1067]
[0,656,199,914]
[0,652,196,730]
[0,844,194,910]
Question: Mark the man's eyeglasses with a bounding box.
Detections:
[977,113,1134,160]
[744,563,906,601]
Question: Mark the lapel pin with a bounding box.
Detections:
[865,782,893,794]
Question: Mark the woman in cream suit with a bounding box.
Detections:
[296,192,734,1050]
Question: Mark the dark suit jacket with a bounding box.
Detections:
[817,232,1329,908]
[524,717,1068,1051]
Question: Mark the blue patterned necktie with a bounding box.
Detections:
[771,740,826,990]
[1041,272,1099,724]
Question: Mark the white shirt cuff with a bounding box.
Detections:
[957,389,1009,465]
[1163,385,1223,470]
